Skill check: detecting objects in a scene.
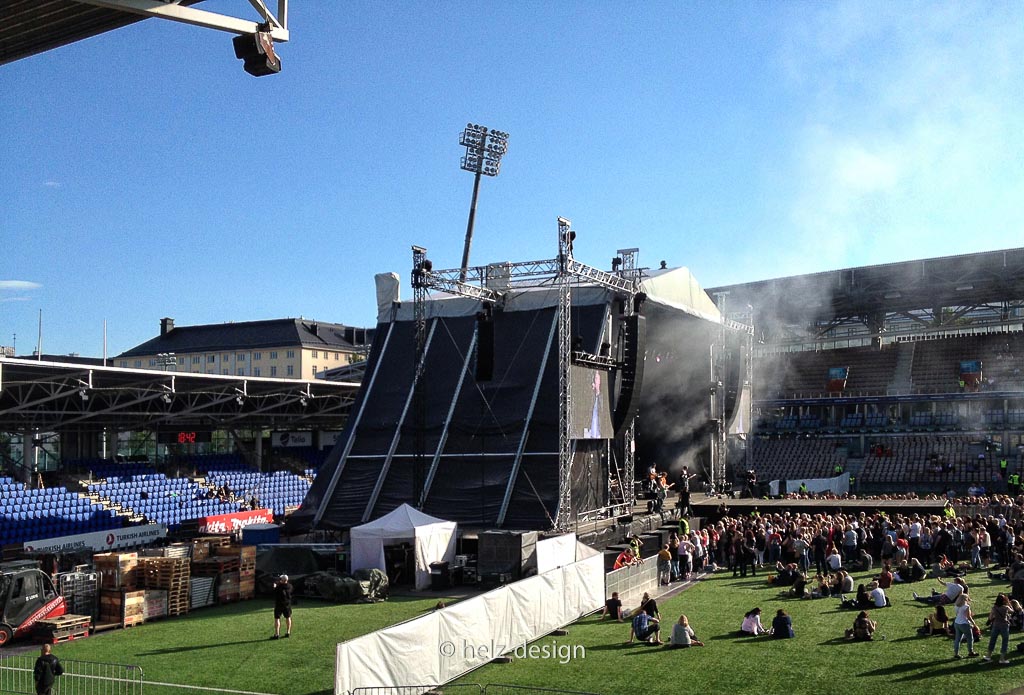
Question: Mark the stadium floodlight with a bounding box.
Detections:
[458,123,510,281]
[233,25,281,77]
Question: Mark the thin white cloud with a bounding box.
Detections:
[0,297,31,303]
[0,280,42,291]
[779,3,1024,264]
[42,181,61,188]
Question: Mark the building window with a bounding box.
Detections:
[253,367,261,377]
[135,360,142,368]
[223,369,230,375]
[149,359,157,366]
[237,368,245,376]
[208,355,216,363]
[191,355,201,364]
[313,365,318,376]
[120,361,128,367]
[286,350,295,359]
[270,351,278,359]
[286,365,294,376]
[312,350,319,358]
[270,366,277,377]
[223,353,230,362]
[236,353,246,361]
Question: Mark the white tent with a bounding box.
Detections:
[350,504,457,590]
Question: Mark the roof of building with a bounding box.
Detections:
[118,318,372,358]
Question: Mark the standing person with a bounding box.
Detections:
[657,544,672,586]
[33,644,63,695]
[983,594,1013,664]
[271,574,293,639]
[952,594,979,659]
[678,466,692,515]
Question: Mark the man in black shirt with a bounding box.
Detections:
[600,592,624,621]
[271,575,293,639]
[33,644,63,695]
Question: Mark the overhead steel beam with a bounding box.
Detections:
[78,0,289,40]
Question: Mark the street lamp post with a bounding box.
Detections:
[458,123,509,282]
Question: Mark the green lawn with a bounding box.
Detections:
[21,571,1024,695]
[457,569,1024,695]
[40,594,456,695]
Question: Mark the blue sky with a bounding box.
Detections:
[2,1,1022,357]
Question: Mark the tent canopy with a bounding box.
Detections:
[350,504,457,590]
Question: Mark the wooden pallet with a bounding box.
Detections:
[35,614,91,630]
[47,628,90,644]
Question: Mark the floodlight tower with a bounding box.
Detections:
[458,123,509,282]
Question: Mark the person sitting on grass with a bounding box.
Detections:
[931,555,967,578]
[919,604,952,636]
[771,562,799,587]
[770,609,794,639]
[787,572,809,599]
[627,610,662,645]
[898,558,926,582]
[810,574,831,599]
[826,546,844,572]
[914,576,966,605]
[668,614,705,648]
[740,607,767,636]
[876,562,894,589]
[868,580,890,608]
[845,610,877,641]
[1009,600,1024,630]
[856,548,874,573]
[841,584,873,611]
[600,591,623,621]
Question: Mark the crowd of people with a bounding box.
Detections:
[604,502,1024,663]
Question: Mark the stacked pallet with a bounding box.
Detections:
[93,552,138,590]
[33,614,91,644]
[215,545,257,600]
[139,557,190,617]
[144,589,168,620]
[98,588,145,628]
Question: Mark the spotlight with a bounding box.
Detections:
[161,393,172,404]
[299,396,308,407]
[236,395,244,405]
[79,388,89,402]
[611,257,622,270]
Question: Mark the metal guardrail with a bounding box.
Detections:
[604,553,659,609]
[0,655,143,695]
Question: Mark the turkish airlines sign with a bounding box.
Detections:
[197,509,274,534]
[23,524,168,554]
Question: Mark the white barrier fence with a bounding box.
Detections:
[335,538,604,695]
[603,555,658,609]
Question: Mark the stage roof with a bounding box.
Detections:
[708,247,1024,337]
[0,357,357,432]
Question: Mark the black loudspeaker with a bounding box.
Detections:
[233,30,281,77]
[475,312,494,381]
[613,315,646,435]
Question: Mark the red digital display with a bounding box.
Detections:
[157,430,212,445]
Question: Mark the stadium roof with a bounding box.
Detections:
[118,318,373,358]
[0,357,357,431]
[708,247,1024,338]
[0,1,288,67]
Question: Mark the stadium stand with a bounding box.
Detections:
[0,477,124,546]
[750,437,848,482]
[758,345,900,399]
[858,434,1004,486]
[909,332,1024,394]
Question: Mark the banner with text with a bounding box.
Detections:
[272,431,313,448]
[198,509,274,534]
[24,524,168,554]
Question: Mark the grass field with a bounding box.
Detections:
[15,570,1024,695]
[31,594,455,695]
[457,568,1024,695]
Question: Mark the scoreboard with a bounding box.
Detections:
[156,430,213,445]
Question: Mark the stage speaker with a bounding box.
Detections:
[475,311,494,381]
[613,315,646,435]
